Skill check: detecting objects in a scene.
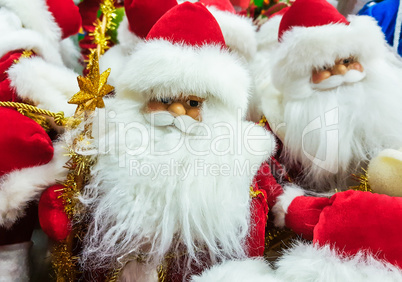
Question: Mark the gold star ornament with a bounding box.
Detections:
[68,53,114,116]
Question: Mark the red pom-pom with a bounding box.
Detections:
[39,185,72,241]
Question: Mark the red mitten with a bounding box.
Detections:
[274,188,402,268]
[313,190,402,268]
[0,108,54,174]
[39,185,72,241]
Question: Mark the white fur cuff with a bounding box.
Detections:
[272,184,305,228]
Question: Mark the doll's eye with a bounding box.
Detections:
[322,66,327,70]
[343,57,355,64]
[187,100,201,107]
[160,98,172,104]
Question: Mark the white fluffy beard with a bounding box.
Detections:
[79,98,274,273]
[280,62,402,191]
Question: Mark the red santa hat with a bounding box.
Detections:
[117,0,177,48]
[271,0,388,89]
[117,2,251,114]
[199,0,257,61]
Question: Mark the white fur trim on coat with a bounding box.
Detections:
[117,40,251,115]
[7,56,79,116]
[0,242,31,281]
[0,0,62,44]
[0,28,63,65]
[275,242,402,281]
[272,184,304,228]
[0,143,69,228]
[191,259,281,282]
[272,16,388,95]
[208,6,257,62]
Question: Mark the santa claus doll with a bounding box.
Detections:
[192,0,402,279]
[0,0,81,280]
[42,2,277,281]
[262,0,402,191]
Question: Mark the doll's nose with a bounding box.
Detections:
[168,102,186,116]
[349,62,364,72]
[332,64,348,75]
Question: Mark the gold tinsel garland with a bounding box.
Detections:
[349,168,372,192]
[51,1,116,280]
[87,0,116,69]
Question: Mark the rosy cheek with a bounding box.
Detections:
[348,62,364,72]
[146,101,168,112]
[311,70,331,84]
[186,108,201,121]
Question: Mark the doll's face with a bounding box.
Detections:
[311,57,364,84]
[146,95,204,121]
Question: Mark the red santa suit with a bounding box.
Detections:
[0,0,81,280]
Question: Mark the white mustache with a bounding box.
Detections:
[144,111,203,135]
[311,70,366,90]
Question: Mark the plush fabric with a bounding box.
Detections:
[278,0,349,41]
[247,187,268,257]
[147,2,226,47]
[254,162,283,210]
[314,190,402,269]
[125,0,177,39]
[0,108,53,175]
[38,184,71,241]
[280,189,402,269]
[45,0,81,39]
[0,50,23,102]
[286,194,330,240]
